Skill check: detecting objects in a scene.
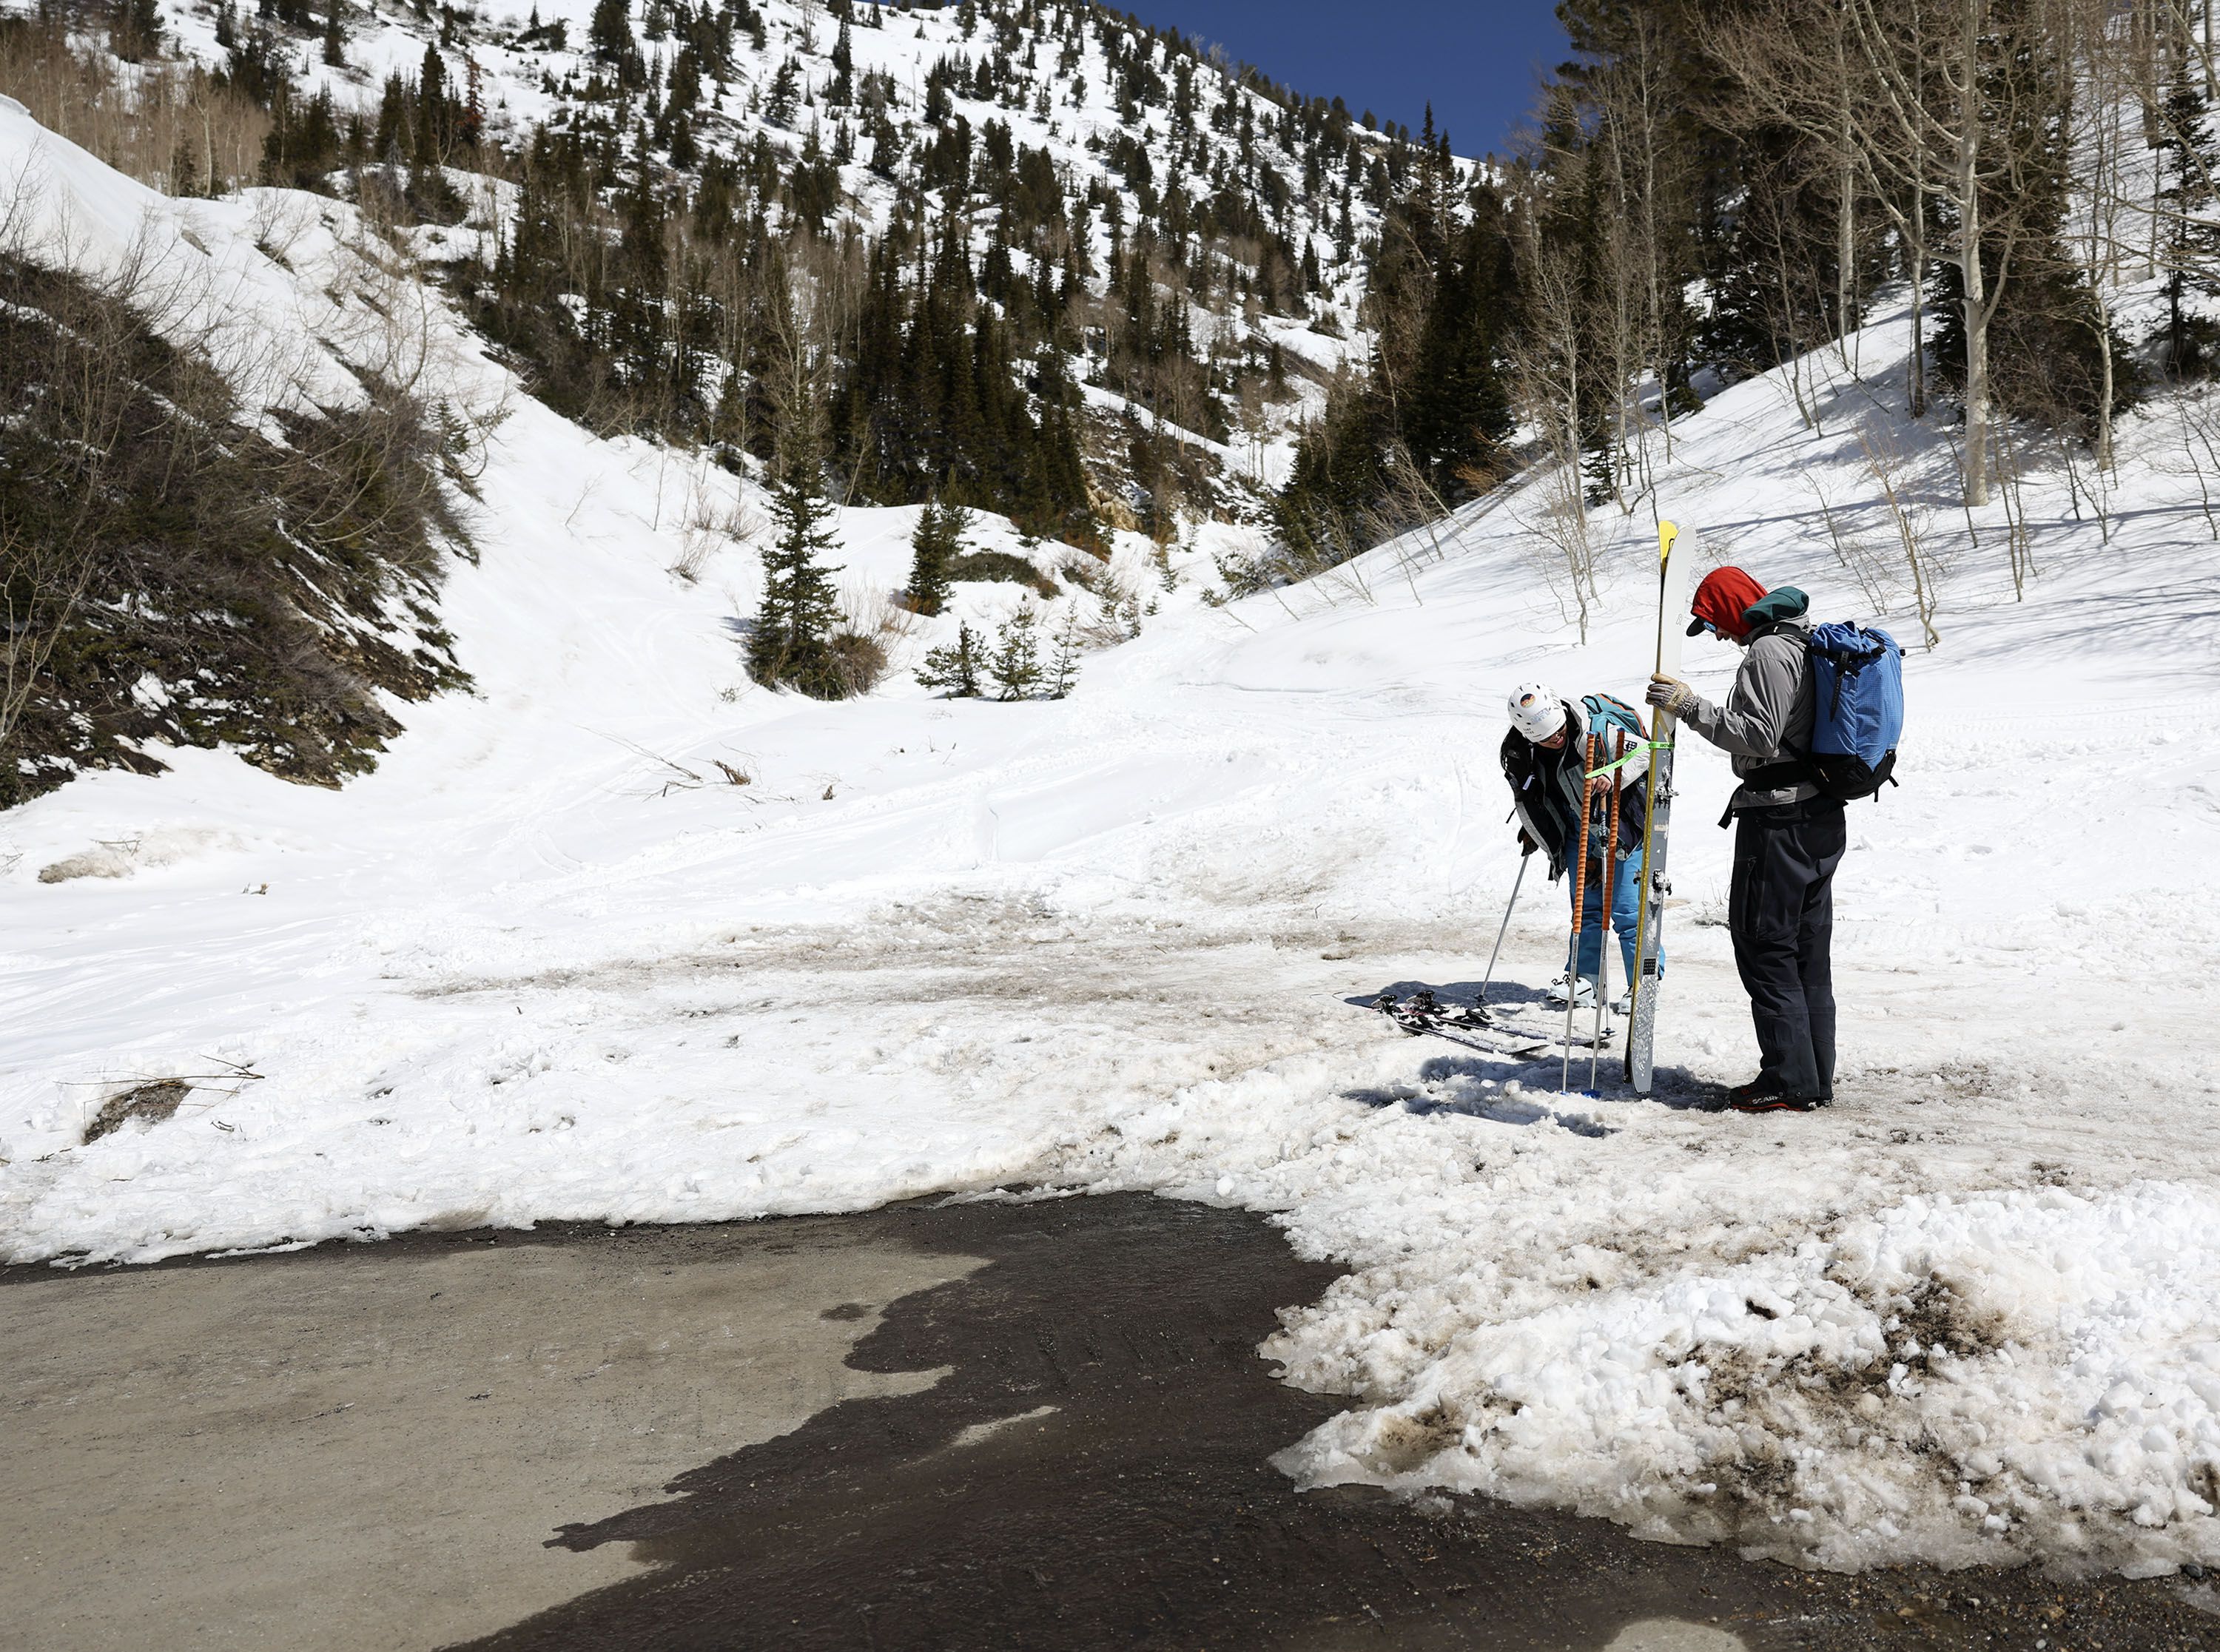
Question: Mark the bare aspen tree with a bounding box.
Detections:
[1858,432,1942,647]
[1833,4,1863,370]
[2135,0,2165,141]
[1592,15,1692,478]
[2059,0,2136,471]
[1553,10,1698,505]
[761,251,824,481]
[1598,155,1644,510]
[0,20,272,196]
[1732,0,2060,484]
[1505,160,1598,618]
[1721,3,1869,368]
[1703,1,1915,408]
[1842,0,2057,506]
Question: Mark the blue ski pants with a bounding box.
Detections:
[1567,852,1649,987]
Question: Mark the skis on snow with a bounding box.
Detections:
[1624,520,1687,1094]
[1371,991,1613,1058]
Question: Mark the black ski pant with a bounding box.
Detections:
[1728,797,1846,1099]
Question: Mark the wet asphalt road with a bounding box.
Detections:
[7,1193,2219,1651]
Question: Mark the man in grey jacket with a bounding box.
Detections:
[1646,567,1843,1113]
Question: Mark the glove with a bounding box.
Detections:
[1646,673,1697,715]
[1518,830,1537,856]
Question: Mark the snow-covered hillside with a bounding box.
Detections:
[111,0,1413,495]
[7,82,2220,1588]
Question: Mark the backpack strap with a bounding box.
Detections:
[1743,756,1814,791]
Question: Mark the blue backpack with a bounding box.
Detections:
[1805,621,1904,800]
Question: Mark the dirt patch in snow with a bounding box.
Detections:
[81,1079,189,1144]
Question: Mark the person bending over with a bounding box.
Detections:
[1501,683,1652,1015]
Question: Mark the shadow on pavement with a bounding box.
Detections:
[454,1194,2215,1652]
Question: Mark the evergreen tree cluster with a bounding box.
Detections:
[1278,127,1515,570]
[189,13,488,200]
[426,0,1425,549]
[155,0,1465,570]
[915,603,1079,700]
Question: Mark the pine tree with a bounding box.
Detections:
[830,14,854,105]
[2160,55,2220,377]
[915,621,983,696]
[322,0,345,67]
[906,498,966,614]
[113,0,163,59]
[747,474,847,697]
[588,0,633,62]
[988,606,1042,699]
[1402,186,1516,499]
[414,47,448,166]
[766,57,800,126]
[1046,606,1083,698]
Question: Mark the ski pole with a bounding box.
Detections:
[1474,852,1530,1019]
[1563,731,1598,1094]
[1591,731,1621,1090]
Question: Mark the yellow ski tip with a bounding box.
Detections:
[1658,520,1680,563]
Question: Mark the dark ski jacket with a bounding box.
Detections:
[1499,695,1651,882]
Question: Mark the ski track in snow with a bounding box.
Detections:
[6,98,2220,1579]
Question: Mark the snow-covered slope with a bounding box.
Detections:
[130,0,1410,489]
[7,97,2220,1582]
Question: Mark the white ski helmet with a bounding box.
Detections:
[1507,683,1567,742]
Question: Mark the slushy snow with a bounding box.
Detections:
[5,93,2220,1579]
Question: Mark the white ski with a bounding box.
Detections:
[1626,521,1687,1093]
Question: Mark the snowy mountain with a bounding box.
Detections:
[7,0,2220,1597]
[137,0,1414,506]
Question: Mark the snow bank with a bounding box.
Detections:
[1046,1037,2220,1574]
[1288,1179,2220,1574]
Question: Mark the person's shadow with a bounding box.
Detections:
[452,1196,1766,1650]
[1350,980,1726,1112]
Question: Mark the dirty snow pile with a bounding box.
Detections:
[6,98,2220,1580]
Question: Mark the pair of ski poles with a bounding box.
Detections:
[1562,731,1623,1093]
[1472,729,1624,1095]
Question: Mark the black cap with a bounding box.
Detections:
[1685,617,1707,637]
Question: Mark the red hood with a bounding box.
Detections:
[1689,566,1769,640]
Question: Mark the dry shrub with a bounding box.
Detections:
[827,631,889,695]
[670,463,761,582]
[948,549,1059,598]
[0,245,478,806]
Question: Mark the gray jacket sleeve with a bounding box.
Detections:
[1681,633,1808,762]
[1680,632,1820,823]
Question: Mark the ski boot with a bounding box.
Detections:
[1544,974,1599,1011]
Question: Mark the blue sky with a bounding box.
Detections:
[1112,1,1571,158]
